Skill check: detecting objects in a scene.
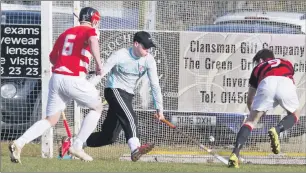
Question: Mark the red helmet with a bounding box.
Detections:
[79,7,101,25]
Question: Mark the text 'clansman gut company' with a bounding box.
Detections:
[189,41,304,57]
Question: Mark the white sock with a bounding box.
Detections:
[15,119,51,148]
[72,136,87,149]
[73,110,100,150]
[128,137,141,152]
[72,137,84,150]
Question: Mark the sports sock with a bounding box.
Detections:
[72,136,87,149]
[128,137,140,152]
[15,119,51,148]
[232,124,253,157]
[72,137,84,151]
[73,110,100,150]
[275,113,298,135]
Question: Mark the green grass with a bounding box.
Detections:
[2,156,306,172]
[1,143,305,172]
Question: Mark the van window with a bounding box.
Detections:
[188,24,304,34]
[216,20,302,31]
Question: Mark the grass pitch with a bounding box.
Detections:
[2,156,306,172]
[1,143,305,172]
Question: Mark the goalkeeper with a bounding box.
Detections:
[63,31,165,162]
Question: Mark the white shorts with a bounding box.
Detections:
[46,74,101,116]
[251,76,299,113]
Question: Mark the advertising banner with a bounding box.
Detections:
[178,32,305,115]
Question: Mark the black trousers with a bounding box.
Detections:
[86,88,139,147]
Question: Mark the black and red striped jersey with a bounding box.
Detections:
[249,58,295,88]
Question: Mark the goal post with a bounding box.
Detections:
[143,1,157,30]
[40,1,53,158]
[73,0,81,143]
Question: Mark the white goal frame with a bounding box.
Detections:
[40,1,53,158]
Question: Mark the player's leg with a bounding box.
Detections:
[268,77,300,154]
[65,78,103,161]
[84,102,123,147]
[9,74,67,163]
[59,103,122,152]
[229,79,276,168]
[106,88,154,162]
[228,110,265,168]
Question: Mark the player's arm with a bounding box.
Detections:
[88,51,119,86]
[247,68,258,111]
[88,35,103,73]
[287,59,295,76]
[100,51,119,77]
[247,87,256,111]
[49,36,62,65]
[146,56,164,120]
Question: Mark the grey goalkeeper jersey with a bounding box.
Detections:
[102,48,163,112]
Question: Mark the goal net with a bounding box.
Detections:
[77,1,306,164]
[1,0,305,165]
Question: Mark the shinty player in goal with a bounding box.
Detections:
[9,7,104,163]
[228,49,301,168]
[60,31,165,162]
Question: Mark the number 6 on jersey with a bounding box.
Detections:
[62,34,76,56]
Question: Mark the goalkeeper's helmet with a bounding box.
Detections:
[79,7,101,26]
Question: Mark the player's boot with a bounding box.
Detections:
[69,146,93,162]
[8,141,22,164]
[228,153,239,168]
[131,143,155,162]
[268,127,280,154]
